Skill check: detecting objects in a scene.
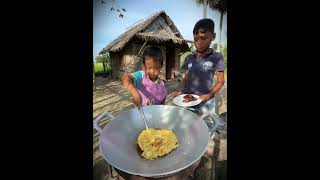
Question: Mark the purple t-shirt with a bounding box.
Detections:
[181,49,224,95]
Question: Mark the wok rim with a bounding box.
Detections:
[98,105,210,177]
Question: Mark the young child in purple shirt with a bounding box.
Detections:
[122,46,167,107]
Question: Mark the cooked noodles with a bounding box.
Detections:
[137,128,178,160]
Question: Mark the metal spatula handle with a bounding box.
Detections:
[138,105,149,130]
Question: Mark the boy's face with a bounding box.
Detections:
[143,57,162,81]
[194,31,215,53]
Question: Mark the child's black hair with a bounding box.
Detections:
[142,46,163,66]
[193,18,215,34]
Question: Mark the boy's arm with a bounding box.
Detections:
[174,70,189,96]
[121,74,142,106]
[175,56,190,97]
[200,53,225,102]
[200,71,225,102]
[180,70,189,92]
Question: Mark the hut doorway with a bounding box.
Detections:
[165,48,175,80]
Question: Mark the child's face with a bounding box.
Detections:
[144,57,162,81]
[194,31,215,53]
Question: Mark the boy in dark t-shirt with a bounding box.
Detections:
[175,18,225,115]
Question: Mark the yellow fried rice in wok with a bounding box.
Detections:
[137,128,178,160]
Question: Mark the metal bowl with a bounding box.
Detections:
[94,105,210,178]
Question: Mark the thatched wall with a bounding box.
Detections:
[109,52,121,78]
[175,48,181,74]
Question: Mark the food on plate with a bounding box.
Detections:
[137,128,178,160]
[183,94,197,103]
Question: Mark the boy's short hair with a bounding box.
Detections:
[193,18,215,34]
[142,46,163,66]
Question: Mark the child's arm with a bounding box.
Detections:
[200,53,225,102]
[121,74,142,106]
[211,71,225,95]
[200,71,225,102]
[175,55,192,97]
[174,70,189,96]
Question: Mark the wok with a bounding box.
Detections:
[93,105,210,178]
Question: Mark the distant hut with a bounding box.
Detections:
[99,10,191,80]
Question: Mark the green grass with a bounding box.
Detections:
[94,63,111,76]
[180,51,192,66]
[94,63,103,73]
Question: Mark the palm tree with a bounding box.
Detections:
[195,0,227,52]
[203,0,208,18]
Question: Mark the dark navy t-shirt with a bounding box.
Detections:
[181,49,224,95]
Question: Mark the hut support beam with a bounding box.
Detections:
[137,41,148,56]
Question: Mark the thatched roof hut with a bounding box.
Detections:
[99,10,191,79]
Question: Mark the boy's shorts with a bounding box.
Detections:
[189,98,216,115]
[186,98,219,126]
[196,98,216,114]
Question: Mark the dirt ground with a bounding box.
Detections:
[93,77,226,119]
